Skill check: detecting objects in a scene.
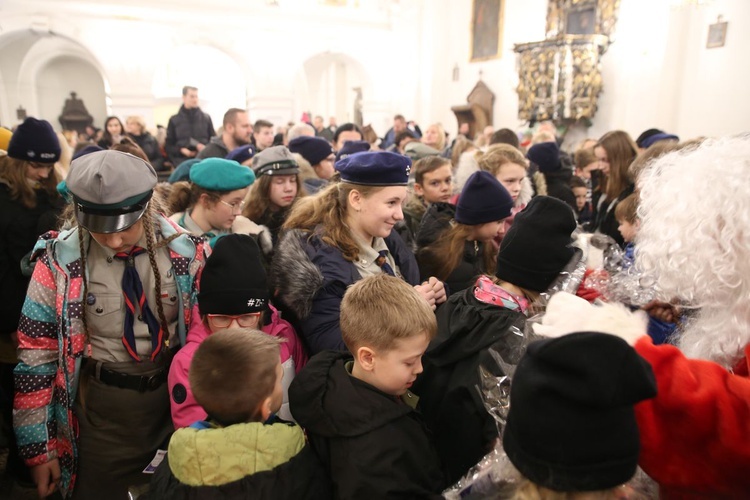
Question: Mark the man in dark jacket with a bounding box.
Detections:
[165,86,215,166]
[196,108,252,160]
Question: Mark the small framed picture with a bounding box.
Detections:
[706,21,728,49]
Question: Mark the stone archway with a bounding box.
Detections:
[0,30,108,128]
[297,52,373,127]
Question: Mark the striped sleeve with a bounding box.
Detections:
[13,251,61,465]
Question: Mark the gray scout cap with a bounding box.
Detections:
[252,145,299,177]
[67,150,156,234]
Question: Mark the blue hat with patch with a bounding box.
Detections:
[189,157,255,191]
[335,151,411,186]
[335,140,370,163]
[225,144,256,165]
[8,117,61,163]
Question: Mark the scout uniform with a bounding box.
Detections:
[13,150,208,499]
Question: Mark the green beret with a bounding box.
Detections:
[189,158,255,191]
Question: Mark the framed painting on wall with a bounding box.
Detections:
[470,0,505,62]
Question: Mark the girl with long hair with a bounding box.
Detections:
[416,171,514,294]
[271,151,446,355]
[243,146,305,247]
[97,116,126,149]
[591,130,638,246]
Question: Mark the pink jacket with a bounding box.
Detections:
[169,304,308,428]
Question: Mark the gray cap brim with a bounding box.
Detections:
[75,202,149,234]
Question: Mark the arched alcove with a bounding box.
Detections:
[0,30,108,128]
[296,52,372,126]
[37,56,107,129]
[152,44,247,129]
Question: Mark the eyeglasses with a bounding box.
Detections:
[219,200,246,213]
[207,312,261,329]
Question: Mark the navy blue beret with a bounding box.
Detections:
[225,144,256,165]
[335,151,411,186]
[289,136,333,166]
[640,133,679,149]
[335,140,371,163]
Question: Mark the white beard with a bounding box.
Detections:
[676,303,750,369]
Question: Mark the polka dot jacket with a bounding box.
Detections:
[12,215,208,498]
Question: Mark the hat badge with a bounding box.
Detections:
[27,150,36,158]
[405,164,411,177]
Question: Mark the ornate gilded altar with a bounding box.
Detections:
[514,0,620,122]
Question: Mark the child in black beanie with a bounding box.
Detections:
[413,196,579,484]
[502,332,657,497]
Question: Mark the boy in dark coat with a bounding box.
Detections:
[149,329,329,500]
[289,274,445,499]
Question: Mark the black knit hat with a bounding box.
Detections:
[503,332,657,492]
[527,142,561,173]
[455,171,514,225]
[8,117,61,163]
[496,196,576,292]
[198,234,269,315]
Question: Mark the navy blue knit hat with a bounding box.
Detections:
[335,151,410,186]
[335,140,370,163]
[527,142,561,173]
[8,117,61,163]
[496,196,576,292]
[289,136,334,166]
[455,171,514,225]
[503,332,657,492]
[225,144,256,165]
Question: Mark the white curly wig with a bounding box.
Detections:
[636,135,750,367]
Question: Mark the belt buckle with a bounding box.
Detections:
[140,372,162,392]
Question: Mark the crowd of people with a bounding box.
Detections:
[1,86,749,499]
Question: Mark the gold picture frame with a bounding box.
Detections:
[707,21,728,49]
[470,0,505,62]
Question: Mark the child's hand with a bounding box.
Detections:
[31,459,60,498]
[428,277,447,305]
[414,278,446,310]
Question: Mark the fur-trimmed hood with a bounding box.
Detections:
[270,229,326,321]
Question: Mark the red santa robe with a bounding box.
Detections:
[634,337,750,498]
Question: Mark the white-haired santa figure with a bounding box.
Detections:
[535,135,750,497]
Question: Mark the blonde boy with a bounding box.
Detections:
[150,329,330,499]
[289,274,445,498]
[615,193,639,244]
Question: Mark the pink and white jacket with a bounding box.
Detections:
[169,304,307,427]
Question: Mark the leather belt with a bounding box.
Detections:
[83,359,167,392]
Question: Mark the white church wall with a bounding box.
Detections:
[424,0,749,145]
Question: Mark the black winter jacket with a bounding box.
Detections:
[128,132,165,171]
[412,285,531,484]
[543,169,576,211]
[195,135,229,161]
[0,184,63,334]
[591,183,635,247]
[165,105,215,166]
[289,351,445,499]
